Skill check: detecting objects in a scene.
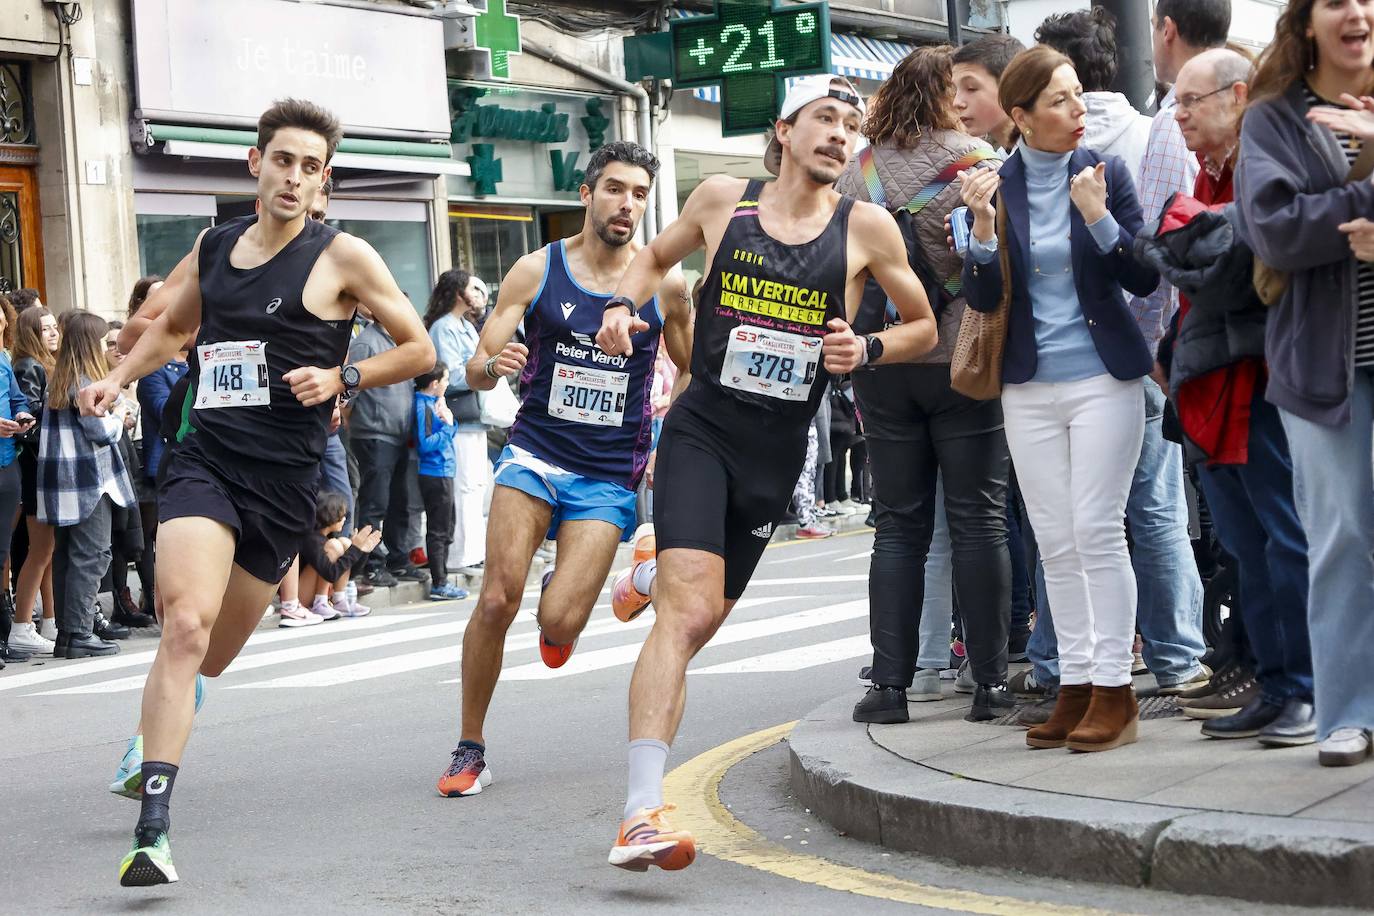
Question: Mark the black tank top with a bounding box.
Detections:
[189,215,353,470]
[691,180,852,422]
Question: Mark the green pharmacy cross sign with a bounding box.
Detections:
[671,0,831,136]
[473,0,522,81]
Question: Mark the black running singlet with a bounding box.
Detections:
[692,180,853,420]
[189,216,353,469]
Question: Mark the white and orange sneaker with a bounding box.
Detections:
[608,804,696,872]
[612,524,656,623]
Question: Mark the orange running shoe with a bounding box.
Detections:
[612,525,656,623]
[608,804,696,872]
[539,631,577,668]
[436,743,493,797]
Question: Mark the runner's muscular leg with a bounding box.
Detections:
[628,547,739,743]
[200,565,286,677]
[140,517,237,766]
[459,485,551,746]
[538,519,623,645]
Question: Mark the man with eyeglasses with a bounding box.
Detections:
[1158,47,1317,748]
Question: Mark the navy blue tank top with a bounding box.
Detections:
[690,179,852,422]
[189,215,353,470]
[507,240,663,490]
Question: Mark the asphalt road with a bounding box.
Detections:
[2,531,1329,914]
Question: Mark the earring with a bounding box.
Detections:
[1308,35,1317,71]
[1024,127,1033,140]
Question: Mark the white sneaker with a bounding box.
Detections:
[9,621,55,655]
[310,598,342,622]
[39,617,57,641]
[907,668,943,702]
[278,603,324,628]
[1318,728,1373,767]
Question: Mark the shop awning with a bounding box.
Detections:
[146,124,470,177]
[687,33,914,103]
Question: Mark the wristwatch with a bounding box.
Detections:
[861,334,884,368]
[340,364,362,399]
[604,295,636,314]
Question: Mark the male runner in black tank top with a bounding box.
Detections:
[595,75,939,872]
[79,99,435,888]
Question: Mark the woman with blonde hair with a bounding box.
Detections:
[7,305,60,655]
[39,310,136,658]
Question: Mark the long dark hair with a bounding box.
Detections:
[49,311,109,410]
[127,274,162,317]
[862,46,962,148]
[1250,0,1374,103]
[423,268,474,329]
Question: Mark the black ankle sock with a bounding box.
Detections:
[136,761,178,839]
[457,739,484,753]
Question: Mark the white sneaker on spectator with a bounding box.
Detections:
[310,597,342,622]
[278,603,324,628]
[336,597,371,618]
[39,617,57,641]
[10,621,55,655]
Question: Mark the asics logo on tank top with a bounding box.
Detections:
[561,301,577,321]
[265,297,283,314]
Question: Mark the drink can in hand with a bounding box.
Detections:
[950,206,972,257]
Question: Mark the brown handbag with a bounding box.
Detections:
[1254,141,1374,306]
[950,199,1011,400]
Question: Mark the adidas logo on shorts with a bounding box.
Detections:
[751,523,774,539]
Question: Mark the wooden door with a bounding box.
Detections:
[0,165,44,300]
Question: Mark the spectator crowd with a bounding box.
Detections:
[2,0,1371,773]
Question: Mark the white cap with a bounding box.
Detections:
[764,74,865,176]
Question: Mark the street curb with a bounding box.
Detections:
[788,695,1374,908]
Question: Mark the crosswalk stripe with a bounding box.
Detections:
[0,612,435,694]
[836,551,871,562]
[249,596,803,690]
[28,616,478,697]
[748,575,868,586]
[690,634,872,675]
[762,547,850,566]
[498,599,869,683]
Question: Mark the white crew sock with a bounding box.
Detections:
[631,558,657,596]
[280,599,299,613]
[624,738,670,820]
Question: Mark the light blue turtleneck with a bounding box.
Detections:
[971,143,1120,383]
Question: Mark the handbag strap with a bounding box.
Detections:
[995,193,1013,316]
[858,145,887,207]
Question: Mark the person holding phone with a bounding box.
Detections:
[0,295,36,665]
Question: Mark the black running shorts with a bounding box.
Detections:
[652,385,809,600]
[157,434,318,584]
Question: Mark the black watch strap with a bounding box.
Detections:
[604,295,636,314]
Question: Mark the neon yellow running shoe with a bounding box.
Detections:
[119,829,179,887]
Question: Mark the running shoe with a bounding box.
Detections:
[796,524,834,539]
[539,631,578,668]
[278,603,324,628]
[119,828,178,886]
[310,597,342,622]
[109,735,144,800]
[612,525,656,623]
[336,598,372,618]
[437,743,493,797]
[428,583,469,601]
[609,804,696,872]
[110,677,204,801]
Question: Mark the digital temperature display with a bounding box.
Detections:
[670,0,832,136]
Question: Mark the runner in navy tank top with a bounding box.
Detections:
[595,76,940,872]
[435,143,692,801]
[78,100,434,888]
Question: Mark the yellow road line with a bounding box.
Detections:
[663,722,1124,915]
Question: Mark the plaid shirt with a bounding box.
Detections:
[1131,89,1199,355]
[37,384,135,526]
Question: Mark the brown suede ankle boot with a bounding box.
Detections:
[1066,685,1139,752]
[1026,684,1093,749]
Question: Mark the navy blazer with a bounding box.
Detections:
[962,147,1159,385]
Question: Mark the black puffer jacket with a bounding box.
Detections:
[1134,195,1267,390]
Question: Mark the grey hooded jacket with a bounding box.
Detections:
[1233,81,1374,427]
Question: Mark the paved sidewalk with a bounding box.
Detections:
[790,686,1374,908]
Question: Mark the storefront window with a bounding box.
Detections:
[450,210,532,293]
[331,219,432,310]
[137,214,212,278]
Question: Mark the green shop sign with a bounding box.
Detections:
[449,83,614,198]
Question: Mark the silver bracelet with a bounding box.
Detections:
[484,355,500,380]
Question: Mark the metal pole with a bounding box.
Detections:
[946,0,960,45]
[1092,0,1156,111]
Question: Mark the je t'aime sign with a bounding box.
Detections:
[131,0,450,137]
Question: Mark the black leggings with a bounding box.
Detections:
[855,365,1012,689]
[824,436,869,504]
